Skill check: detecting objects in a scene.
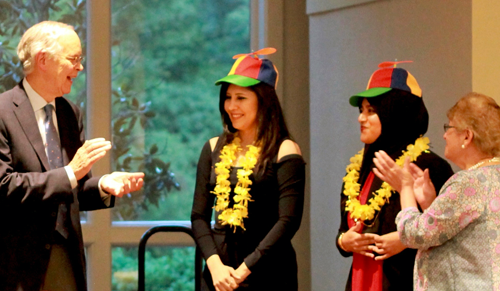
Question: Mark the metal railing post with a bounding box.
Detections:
[138,225,202,291]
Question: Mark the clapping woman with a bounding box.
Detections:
[191,48,305,291]
[374,92,500,290]
[336,62,453,291]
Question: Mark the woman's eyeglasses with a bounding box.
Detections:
[443,123,456,132]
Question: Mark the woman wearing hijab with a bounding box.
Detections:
[336,62,453,291]
[374,92,500,290]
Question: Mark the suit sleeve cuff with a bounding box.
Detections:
[98,174,112,206]
[64,165,78,189]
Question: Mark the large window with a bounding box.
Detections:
[110,0,250,222]
[109,0,250,289]
[0,0,251,290]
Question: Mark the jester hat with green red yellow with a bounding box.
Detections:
[349,61,422,107]
[215,48,279,88]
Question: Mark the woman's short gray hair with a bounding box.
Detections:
[17,21,75,75]
[447,92,500,156]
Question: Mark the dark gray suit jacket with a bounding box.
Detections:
[0,83,114,291]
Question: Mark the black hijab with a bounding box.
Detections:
[357,89,429,186]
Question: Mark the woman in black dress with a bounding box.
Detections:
[191,48,305,291]
[336,62,454,291]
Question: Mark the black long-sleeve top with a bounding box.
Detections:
[191,140,305,290]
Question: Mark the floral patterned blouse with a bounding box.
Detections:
[396,165,500,291]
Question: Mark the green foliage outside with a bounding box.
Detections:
[112,246,196,291]
[111,0,250,221]
[0,0,181,219]
[0,0,87,108]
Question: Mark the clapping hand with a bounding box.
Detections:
[372,150,413,191]
[69,138,112,180]
[408,163,436,210]
[373,150,436,210]
[100,171,144,198]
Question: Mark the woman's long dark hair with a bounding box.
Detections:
[358,89,429,185]
[216,82,291,175]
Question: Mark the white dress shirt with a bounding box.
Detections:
[23,78,78,189]
[22,78,110,202]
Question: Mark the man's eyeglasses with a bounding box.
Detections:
[65,56,84,67]
[443,123,456,132]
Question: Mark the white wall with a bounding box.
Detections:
[308,1,471,290]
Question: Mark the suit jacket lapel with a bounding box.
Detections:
[12,86,51,171]
[55,98,81,207]
[55,97,81,166]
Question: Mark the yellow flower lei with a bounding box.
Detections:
[343,136,430,221]
[212,137,261,231]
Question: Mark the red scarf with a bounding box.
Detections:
[347,172,383,291]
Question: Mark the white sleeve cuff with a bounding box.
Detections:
[64,165,78,189]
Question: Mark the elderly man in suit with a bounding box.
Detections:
[0,21,145,291]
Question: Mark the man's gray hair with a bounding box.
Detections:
[17,21,75,75]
